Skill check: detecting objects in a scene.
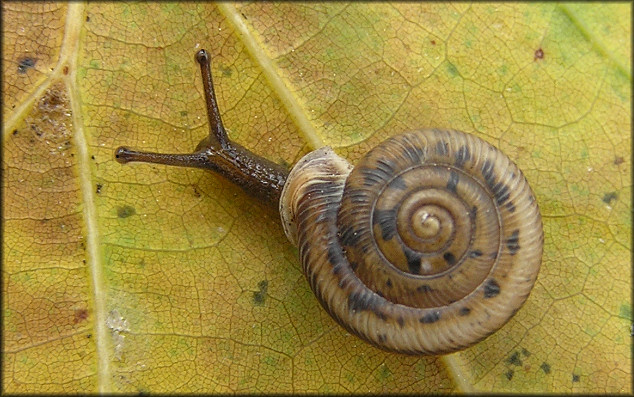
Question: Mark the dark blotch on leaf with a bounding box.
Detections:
[602,191,618,204]
[540,362,551,374]
[572,373,580,382]
[18,57,36,74]
[505,370,514,380]
[506,351,522,366]
[484,278,501,298]
[117,205,136,218]
[534,48,544,60]
[253,280,269,306]
[96,183,102,194]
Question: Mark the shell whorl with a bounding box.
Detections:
[280,129,543,355]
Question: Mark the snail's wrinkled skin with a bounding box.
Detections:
[280,129,543,355]
[115,49,544,355]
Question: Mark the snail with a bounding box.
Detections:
[115,49,543,355]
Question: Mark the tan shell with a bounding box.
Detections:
[280,129,543,355]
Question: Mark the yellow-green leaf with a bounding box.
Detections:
[2,2,631,393]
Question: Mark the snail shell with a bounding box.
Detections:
[280,128,543,355]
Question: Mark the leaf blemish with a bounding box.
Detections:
[602,191,618,204]
[73,308,89,324]
[534,48,544,60]
[506,351,522,366]
[117,205,136,218]
[253,280,269,305]
[17,57,36,73]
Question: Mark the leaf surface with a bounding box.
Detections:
[2,2,631,393]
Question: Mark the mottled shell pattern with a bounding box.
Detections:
[280,129,543,355]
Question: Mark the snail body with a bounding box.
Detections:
[115,50,543,355]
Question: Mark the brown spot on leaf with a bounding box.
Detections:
[73,308,89,324]
[191,184,202,198]
[534,48,544,60]
[540,362,551,374]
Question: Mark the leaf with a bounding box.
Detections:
[2,2,631,393]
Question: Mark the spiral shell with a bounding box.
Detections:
[280,129,543,355]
